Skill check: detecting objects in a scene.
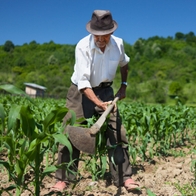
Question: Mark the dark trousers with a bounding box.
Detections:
[55,84,132,186]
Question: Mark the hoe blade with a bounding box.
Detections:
[67,125,96,154]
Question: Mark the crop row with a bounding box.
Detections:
[0,84,195,195]
[119,101,196,163]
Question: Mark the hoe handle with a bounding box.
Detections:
[90,97,119,134]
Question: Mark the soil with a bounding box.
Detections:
[0,147,195,196]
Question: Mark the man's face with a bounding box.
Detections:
[93,33,111,49]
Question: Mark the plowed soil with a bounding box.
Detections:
[1,146,195,196]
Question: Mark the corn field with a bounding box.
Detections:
[0,84,195,196]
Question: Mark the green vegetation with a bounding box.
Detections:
[0,85,195,195]
[1,31,196,195]
[1,31,196,104]
[0,40,75,98]
[119,101,196,163]
[0,86,74,195]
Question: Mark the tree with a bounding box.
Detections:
[47,55,58,65]
[29,40,38,50]
[15,56,26,67]
[133,39,144,54]
[3,40,15,52]
[168,81,182,97]
[185,31,196,45]
[175,32,185,40]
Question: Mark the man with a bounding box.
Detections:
[52,10,139,191]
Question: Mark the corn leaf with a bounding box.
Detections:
[147,189,156,196]
[43,107,68,130]
[8,105,21,132]
[25,139,38,161]
[53,133,73,156]
[0,84,35,104]
[20,105,35,138]
[0,160,11,171]
[3,136,16,156]
[0,104,5,121]
[43,165,57,174]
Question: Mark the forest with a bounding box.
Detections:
[0,31,196,104]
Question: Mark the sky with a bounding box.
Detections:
[1,0,196,46]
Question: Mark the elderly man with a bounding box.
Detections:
[52,10,139,192]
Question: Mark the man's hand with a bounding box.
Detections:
[82,87,117,111]
[115,85,127,100]
[96,99,117,112]
[97,100,112,111]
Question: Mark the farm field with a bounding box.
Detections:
[1,148,195,196]
[0,85,195,196]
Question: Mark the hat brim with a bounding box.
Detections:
[86,20,118,35]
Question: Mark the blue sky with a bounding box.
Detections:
[1,0,195,46]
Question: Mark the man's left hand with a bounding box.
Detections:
[115,85,126,100]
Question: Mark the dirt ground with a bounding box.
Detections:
[1,147,195,196]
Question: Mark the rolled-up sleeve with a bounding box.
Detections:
[119,42,130,67]
[72,44,92,91]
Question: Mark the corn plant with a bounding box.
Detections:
[0,85,74,196]
[81,116,108,182]
[146,189,156,196]
[82,114,124,182]
[119,101,196,163]
[1,85,196,195]
[0,103,5,150]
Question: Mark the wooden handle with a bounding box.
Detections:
[90,97,119,134]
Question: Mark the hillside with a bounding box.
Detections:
[1,31,196,104]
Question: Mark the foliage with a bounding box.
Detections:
[118,101,196,163]
[3,41,15,53]
[1,31,196,104]
[0,89,196,195]
[0,85,73,195]
[82,116,109,181]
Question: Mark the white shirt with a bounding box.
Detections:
[71,34,130,90]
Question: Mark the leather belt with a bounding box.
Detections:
[71,82,113,88]
[93,81,113,89]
